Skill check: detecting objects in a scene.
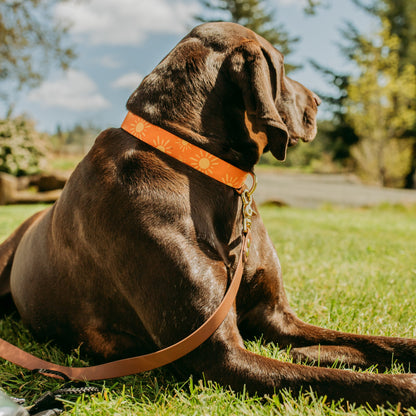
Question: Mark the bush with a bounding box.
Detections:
[0,116,47,176]
[351,137,414,188]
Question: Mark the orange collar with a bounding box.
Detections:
[121,112,249,189]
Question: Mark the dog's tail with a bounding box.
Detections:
[0,210,46,297]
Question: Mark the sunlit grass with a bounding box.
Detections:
[0,203,415,414]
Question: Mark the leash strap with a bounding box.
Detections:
[0,230,251,381]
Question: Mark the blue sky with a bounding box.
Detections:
[8,0,377,133]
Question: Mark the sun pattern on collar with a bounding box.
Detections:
[121,112,249,190]
[152,136,172,155]
[127,117,151,139]
[189,151,219,175]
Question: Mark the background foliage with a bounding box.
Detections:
[1,0,416,187]
[0,0,74,105]
[314,0,416,188]
[346,21,416,186]
[0,115,47,176]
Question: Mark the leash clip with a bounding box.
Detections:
[241,173,257,257]
[241,172,257,234]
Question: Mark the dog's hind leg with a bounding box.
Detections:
[0,209,46,299]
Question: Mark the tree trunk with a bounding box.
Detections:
[405,140,416,189]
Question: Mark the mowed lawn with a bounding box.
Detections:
[0,203,415,415]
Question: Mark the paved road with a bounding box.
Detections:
[255,171,416,208]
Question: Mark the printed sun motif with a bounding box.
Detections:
[152,136,172,154]
[178,139,192,153]
[129,118,150,138]
[189,151,219,175]
[222,174,241,189]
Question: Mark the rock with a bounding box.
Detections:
[0,172,63,205]
[0,173,18,205]
[36,173,68,192]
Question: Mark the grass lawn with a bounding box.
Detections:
[0,203,415,415]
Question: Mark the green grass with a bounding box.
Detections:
[0,205,50,240]
[47,154,84,172]
[0,203,415,415]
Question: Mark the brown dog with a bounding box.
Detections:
[1,22,416,407]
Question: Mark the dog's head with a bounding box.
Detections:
[127,22,320,168]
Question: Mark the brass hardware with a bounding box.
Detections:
[241,172,257,241]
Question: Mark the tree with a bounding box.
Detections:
[346,21,416,187]
[311,1,416,187]
[317,0,416,187]
[309,61,359,164]
[309,12,370,167]
[304,0,329,15]
[195,0,299,71]
[0,0,75,109]
[349,0,416,187]
[380,1,416,188]
[50,122,101,155]
[352,0,416,69]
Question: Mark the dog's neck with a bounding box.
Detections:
[121,112,251,190]
[126,78,263,172]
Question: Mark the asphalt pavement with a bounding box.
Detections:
[254,171,416,208]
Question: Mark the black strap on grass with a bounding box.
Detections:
[32,368,71,381]
[27,382,100,415]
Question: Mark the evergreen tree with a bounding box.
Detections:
[304,0,327,15]
[309,61,359,163]
[196,0,299,71]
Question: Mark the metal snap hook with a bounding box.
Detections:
[241,172,257,235]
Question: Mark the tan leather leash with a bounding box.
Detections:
[0,230,250,381]
[0,115,258,381]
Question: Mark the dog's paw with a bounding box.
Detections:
[290,347,317,365]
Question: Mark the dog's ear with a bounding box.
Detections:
[227,40,289,161]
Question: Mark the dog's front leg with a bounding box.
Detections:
[239,272,416,371]
[238,222,416,372]
[261,309,416,372]
[239,267,416,371]
[184,317,416,407]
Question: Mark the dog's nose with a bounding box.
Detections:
[313,93,322,107]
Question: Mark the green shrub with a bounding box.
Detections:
[0,116,47,176]
[259,120,342,173]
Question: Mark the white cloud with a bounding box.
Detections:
[99,55,122,69]
[275,0,308,6]
[55,0,200,46]
[28,69,110,111]
[112,72,143,89]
